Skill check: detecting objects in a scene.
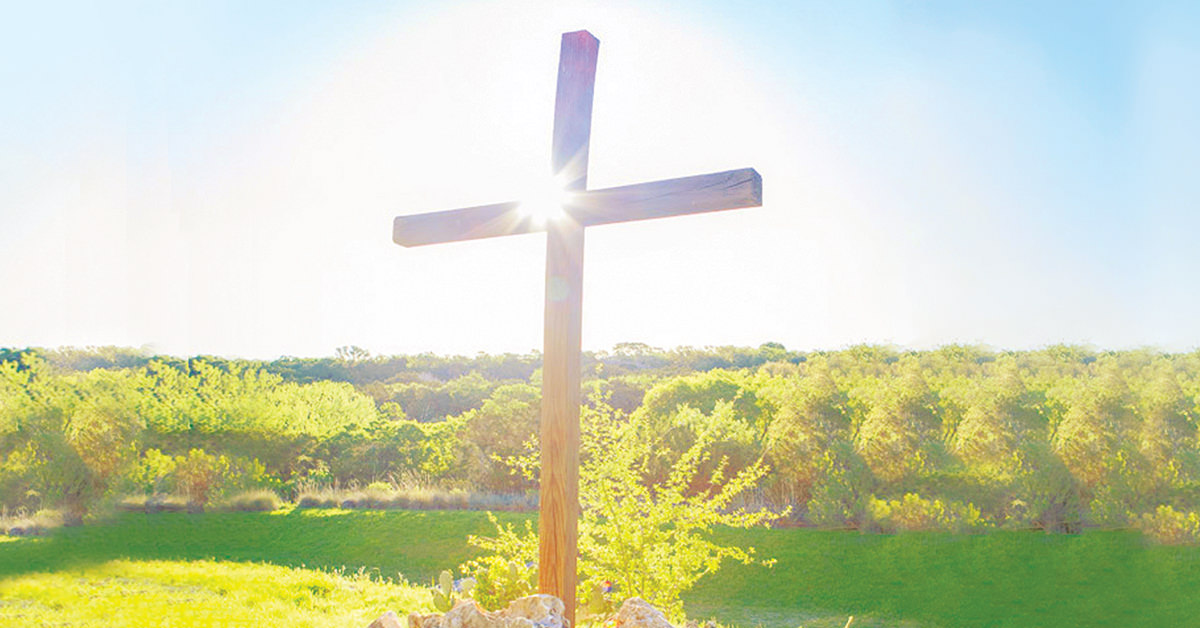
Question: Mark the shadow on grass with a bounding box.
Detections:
[0,508,528,583]
[7,513,1200,628]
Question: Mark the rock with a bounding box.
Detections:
[409,611,443,628]
[401,595,567,628]
[615,598,672,628]
[439,599,492,628]
[369,611,405,628]
[503,594,566,628]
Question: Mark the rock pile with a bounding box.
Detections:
[367,595,676,628]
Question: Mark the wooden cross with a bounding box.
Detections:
[393,30,761,623]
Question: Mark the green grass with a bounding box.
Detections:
[3,510,1200,627]
[0,508,519,583]
[0,558,428,627]
[686,527,1200,628]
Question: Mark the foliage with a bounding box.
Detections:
[468,395,783,620]
[577,400,783,618]
[431,568,476,611]
[760,358,851,505]
[805,443,873,528]
[219,489,283,512]
[5,344,1200,537]
[1134,505,1200,545]
[0,508,66,536]
[293,483,535,512]
[455,383,541,491]
[867,493,989,534]
[460,513,540,610]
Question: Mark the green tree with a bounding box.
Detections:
[854,360,941,483]
[457,384,541,491]
[761,358,851,505]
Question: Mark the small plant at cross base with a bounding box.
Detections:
[460,394,786,622]
[431,569,475,612]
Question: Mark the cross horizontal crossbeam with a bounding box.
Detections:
[391,30,761,625]
[392,167,762,247]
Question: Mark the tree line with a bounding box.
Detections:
[2,343,1198,536]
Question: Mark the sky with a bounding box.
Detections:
[1,0,1198,358]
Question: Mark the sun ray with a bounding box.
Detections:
[518,174,574,226]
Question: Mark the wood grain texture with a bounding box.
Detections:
[392,168,760,247]
[551,31,599,189]
[392,201,526,247]
[570,167,762,227]
[390,32,762,627]
[539,30,597,627]
[538,218,583,624]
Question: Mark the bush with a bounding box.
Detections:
[296,482,342,509]
[868,493,990,534]
[289,484,521,512]
[463,396,784,620]
[147,494,191,513]
[459,513,540,610]
[115,495,148,512]
[220,489,282,512]
[1135,505,1200,545]
[1,508,65,536]
[297,494,335,509]
[115,493,191,513]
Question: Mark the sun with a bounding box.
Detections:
[518,174,573,226]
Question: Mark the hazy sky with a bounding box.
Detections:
[2,1,1198,358]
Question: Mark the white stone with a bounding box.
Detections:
[401,595,568,628]
[369,610,405,628]
[614,598,673,628]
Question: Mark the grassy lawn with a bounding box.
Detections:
[0,508,514,584]
[2,510,1199,627]
[687,527,1200,628]
[0,558,428,627]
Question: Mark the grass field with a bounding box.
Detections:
[2,509,1199,627]
[0,559,427,627]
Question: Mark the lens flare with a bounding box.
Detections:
[518,175,572,226]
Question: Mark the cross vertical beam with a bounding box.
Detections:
[540,30,597,627]
[392,28,763,623]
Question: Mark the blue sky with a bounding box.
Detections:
[1,1,1197,357]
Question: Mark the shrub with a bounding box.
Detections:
[1135,505,1200,545]
[173,449,226,507]
[293,479,343,509]
[465,491,537,512]
[339,490,367,509]
[116,495,149,512]
[463,396,784,620]
[296,491,341,509]
[868,493,990,534]
[119,449,176,496]
[146,494,190,513]
[1,508,65,536]
[113,493,189,513]
[221,489,282,512]
[459,515,539,610]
